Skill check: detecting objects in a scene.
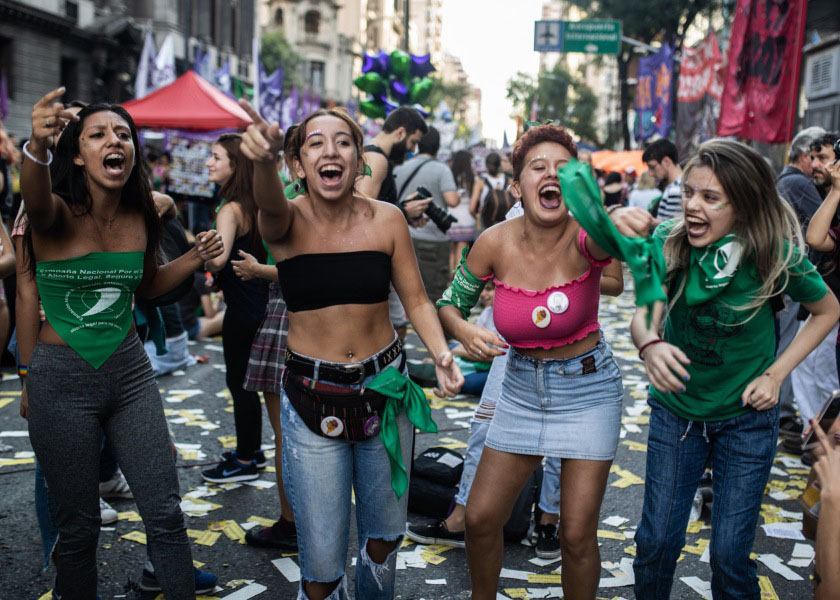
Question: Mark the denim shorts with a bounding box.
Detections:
[484,339,623,460]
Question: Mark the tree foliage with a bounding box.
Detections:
[427,75,472,121]
[506,63,600,145]
[260,31,303,91]
[567,0,718,148]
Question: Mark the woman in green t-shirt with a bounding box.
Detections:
[629,139,840,598]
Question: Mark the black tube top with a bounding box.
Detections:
[276,251,392,312]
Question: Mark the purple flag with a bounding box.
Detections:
[0,70,8,121]
[282,86,300,127]
[259,61,284,126]
[633,43,674,141]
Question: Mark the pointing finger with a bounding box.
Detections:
[238,99,266,127]
[36,87,66,109]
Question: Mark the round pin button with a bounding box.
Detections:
[547,291,569,314]
[363,415,381,437]
[320,416,344,437]
[532,306,551,328]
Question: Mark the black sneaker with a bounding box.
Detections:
[139,566,218,594]
[783,436,805,455]
[779,416,804,439]
[201,455,259,483]
[221,449,268,469]
[406,521,465,549]
[535,523,561,559]
[245,518,298,550]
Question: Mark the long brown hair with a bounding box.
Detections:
[215,133,265,262]
[663,138,806,320]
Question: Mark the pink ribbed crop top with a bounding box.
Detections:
[488,229,610,349]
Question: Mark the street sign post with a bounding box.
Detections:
[534,20,622,55]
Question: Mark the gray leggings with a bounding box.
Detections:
[27,335,194,599]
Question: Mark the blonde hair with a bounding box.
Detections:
[663,138,807,320]
[636,171,657,190]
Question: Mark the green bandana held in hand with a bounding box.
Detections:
[366,367,438,498]
[685,232,743,305]
[558,159,667,319]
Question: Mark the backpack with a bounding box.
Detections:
[480,175,515,230]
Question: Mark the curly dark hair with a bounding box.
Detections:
[511,124,577,180]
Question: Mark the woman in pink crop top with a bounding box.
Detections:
[438,123,652,599]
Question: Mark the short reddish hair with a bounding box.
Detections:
[511,124,578,180]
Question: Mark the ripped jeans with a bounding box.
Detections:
[634,397,779,599]
[280,383,412,600]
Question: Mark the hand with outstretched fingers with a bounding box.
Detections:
[29,87,79,154]
[195,229,224,261]
[642,341,691,393]
[237,99,284,164]
[433,350,464,398]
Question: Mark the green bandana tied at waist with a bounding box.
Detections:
[366,366,438,498]
[559,159,667,321]
[36,252,145,368]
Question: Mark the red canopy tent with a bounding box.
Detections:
[122,71,252,130]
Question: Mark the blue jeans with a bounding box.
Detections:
[280,348,411,600]
[633,398,780,599]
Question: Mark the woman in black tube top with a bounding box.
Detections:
[237,101,463,600]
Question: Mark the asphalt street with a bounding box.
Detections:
[0,288,815,599]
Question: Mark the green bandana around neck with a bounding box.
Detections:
[558,159,667,320]
[36,252,145,368]
[685,232,743,305]
[366,366,438,499]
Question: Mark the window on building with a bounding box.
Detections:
[305,10,321,34]
[274,8,283,26]
[310,61,325,93]
[0,37,12,99]
[65,1,79,21]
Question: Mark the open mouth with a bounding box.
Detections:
[538,183,562,209]
[685,215,709,238]
[318,164,344,186]
[103,153,126,176]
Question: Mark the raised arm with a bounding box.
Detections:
[806,161,840,252]
[387,205,463,396]
[237,100,292,243]
[20,87,79,233]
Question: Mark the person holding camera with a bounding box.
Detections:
[394,126,460,303]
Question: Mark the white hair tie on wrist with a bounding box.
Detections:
[23,141,53,167]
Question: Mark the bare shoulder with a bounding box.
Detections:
[364,150,388,168]
[368,197,403,222]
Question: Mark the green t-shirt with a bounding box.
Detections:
[651,222,828,421]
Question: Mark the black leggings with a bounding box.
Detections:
[223,311,263,460]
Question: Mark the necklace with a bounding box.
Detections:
[105,202,121,228]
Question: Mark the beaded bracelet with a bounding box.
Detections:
[22,141,53,166]
[637,338,665,360]
[17,364,28,379]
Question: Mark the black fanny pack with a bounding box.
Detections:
[281,350,406,441]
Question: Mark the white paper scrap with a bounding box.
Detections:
[425,579,447,585]
[762,522,805,541]
[756,554,803,581]
[791,543,815,559]
[243,480,276,489]
[221,582,267,599]
[529,555,562,567]
[788,558,813,568]
[499,567,531,580]
[700,545,710,564]
[240,521,259,531]
[0,431,28,437]
[770,466,788,477]
[272,557,301,582]
[603,515,629,527]
[680,576,712,599]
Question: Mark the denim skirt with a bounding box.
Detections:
[484,339,624,460]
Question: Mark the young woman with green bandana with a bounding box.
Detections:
[19,87,224,599]
[629,139,840,598]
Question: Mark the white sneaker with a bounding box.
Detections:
[100,498,118,525]
[99,471,133,499]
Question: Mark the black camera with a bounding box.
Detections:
[405,185,457,233]
[834,137,840,161]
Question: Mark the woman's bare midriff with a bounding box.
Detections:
[38,321,136,346]
[285,301,397,363]
[514,329,601,360]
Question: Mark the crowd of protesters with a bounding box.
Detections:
[2,87,840,600]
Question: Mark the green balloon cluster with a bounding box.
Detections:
[353,49,436,119]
